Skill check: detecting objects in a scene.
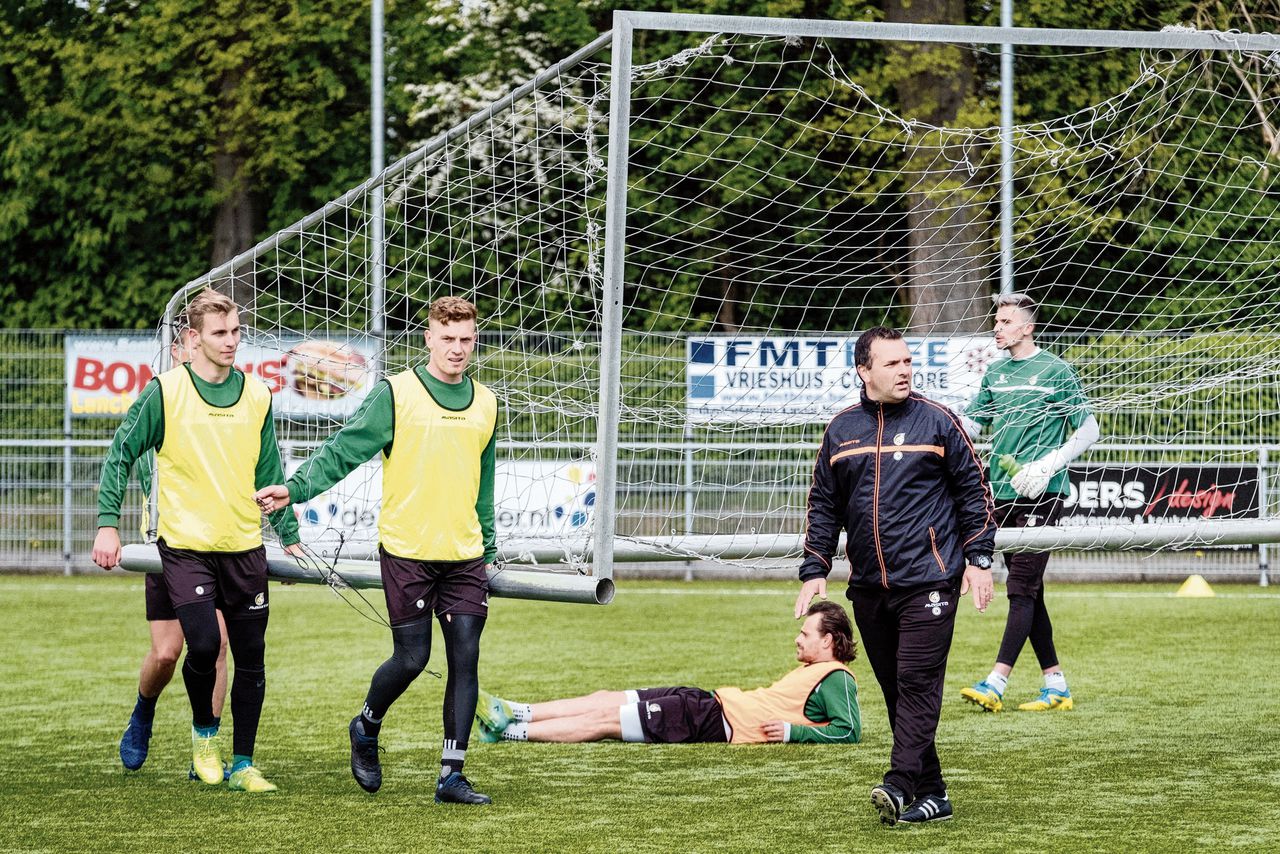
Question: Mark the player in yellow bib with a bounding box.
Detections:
[255,296,498,805]
[93,289,303,794]
[474,602,861,746]
[113,336,231,779]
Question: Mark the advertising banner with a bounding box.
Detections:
[288,457,597,553]
[686,334,1000,423]
[65,335,378,418]
[1060,464,1259,526]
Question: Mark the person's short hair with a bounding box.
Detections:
[807,600,857,663]
[994,292,1037,324]
[184,288,237,333]
[853,326,903,370]
[429,296,478,325]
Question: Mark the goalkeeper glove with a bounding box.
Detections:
[1008,448,1069,499]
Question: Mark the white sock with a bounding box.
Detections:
[510,702,533,723]
[1044,671,1067,692]
[501,723,529,741]
[986,671,1009,694]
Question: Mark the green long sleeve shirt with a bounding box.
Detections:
[785,670,862,744]
[284,367,498,563]
[96,367,300,546]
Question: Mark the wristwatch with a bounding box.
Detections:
[967,554,993,570]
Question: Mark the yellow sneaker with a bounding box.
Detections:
[191,730,224,785]
[1018,687,1074,711]
[959,680,1004,713]
[228,765,279,793]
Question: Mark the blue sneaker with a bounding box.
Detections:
[899,793,953,824]
[435,771,492,805]
[349,716,383,793]
[870,782,907,826]
[960,679,1004,713]
[120,714,153,771]
[1018,687,1074,711]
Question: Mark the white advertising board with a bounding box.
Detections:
[686,335,999,423]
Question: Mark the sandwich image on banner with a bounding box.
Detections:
[286,341,371,400]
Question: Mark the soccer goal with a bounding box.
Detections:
[121,13,1280,598]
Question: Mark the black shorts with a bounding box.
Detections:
[996,494,1064,598]
[379,547,489,626]
[157,538,269,621]
[144,572,179,622]
[634,687,727,744]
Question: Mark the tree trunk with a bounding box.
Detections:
[884,0,991,335]
[210,64,256,308]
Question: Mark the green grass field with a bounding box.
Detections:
[2,575,1278,853]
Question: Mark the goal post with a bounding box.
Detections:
[119,13,1280,595]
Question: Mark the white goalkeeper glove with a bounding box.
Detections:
[1009,415,1102,500]
[1009,457,1059,499]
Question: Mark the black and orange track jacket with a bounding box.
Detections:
[800,391,996,590]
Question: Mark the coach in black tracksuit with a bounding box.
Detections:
[795,326,996,827]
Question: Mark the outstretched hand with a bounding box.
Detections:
[793,577,828,619]
[254,484,291,514]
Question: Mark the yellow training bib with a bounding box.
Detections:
[155,366,270,552]
[380,369,497,561]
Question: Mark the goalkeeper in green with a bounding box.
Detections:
[475,601,860,745]
[959,293,1098,714]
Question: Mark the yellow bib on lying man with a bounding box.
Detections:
[156,366,270,552]
[716,660,853,744]
[380,369,497,562]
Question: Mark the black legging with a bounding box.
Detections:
[996,592,1059,671]
[362,613,485,752]
[363,618,434,719]
[440,614,485,753]
[175,601,268,756]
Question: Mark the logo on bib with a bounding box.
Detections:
[195,585,205,595]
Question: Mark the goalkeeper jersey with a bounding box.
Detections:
[967,349,1090,501]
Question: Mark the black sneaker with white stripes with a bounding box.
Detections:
[870,782,907,826]
[898,793,953,824]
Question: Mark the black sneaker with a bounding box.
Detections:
[899,793,953,824]
[870,782,907,826]
[348,716,382,793]
[435,772,492,805]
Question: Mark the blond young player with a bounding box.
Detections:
[116,336,230,777]
[256,296,498,805]
[94,289,302,793]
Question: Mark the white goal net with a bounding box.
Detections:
[152,18,1280,589]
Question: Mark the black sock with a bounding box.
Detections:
[134,692,158,719]
[358,705,382,738]
[440,753,465,780]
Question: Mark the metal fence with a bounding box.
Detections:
[2,329,1275,581]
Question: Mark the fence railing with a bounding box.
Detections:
[2,437,1274,581]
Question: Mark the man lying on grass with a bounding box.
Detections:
[477,601,861,745]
